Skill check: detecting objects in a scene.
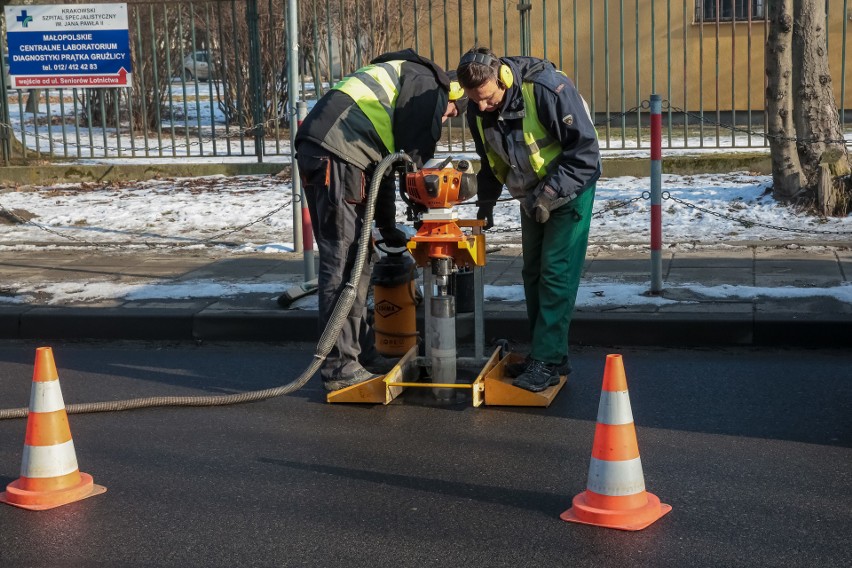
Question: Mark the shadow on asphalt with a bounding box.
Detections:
[0,343,848,449]
[258,457,562,517]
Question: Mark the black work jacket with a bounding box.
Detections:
[466,56,601,206]
[296,49,451,171]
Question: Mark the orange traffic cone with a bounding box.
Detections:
[561,354,671,530]
[0,347,106,511]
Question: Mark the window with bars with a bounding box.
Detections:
[695,0,765,22]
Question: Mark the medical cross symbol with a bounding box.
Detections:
[16,10,33,28]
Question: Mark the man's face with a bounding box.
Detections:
[466,79,506,113]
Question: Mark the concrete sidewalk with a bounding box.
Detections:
[0,245,849,346]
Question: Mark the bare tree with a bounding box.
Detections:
[212,0,428,131]
[70,0,198,133]
[766,0,851,216]
[214,0,285,129]
[300,0,428,92]
[765,1,805,200]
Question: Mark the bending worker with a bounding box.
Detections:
[295,49,468,392]
[456,46,601,392]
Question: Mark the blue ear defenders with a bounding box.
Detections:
[458,51,514,89]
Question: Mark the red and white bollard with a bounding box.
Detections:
[297,101,315,280]
[649,94,663,295]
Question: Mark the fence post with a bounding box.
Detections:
[518,3,532,56]
[649,94,663,295]
[0,81,10,166]
[287,0,303,254]
[246,0,264,163]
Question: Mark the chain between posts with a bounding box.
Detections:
[593,106,643,128]
[591,193,648,219]
[3,189,851,244]
[660,192,852,235]
[624,191,852,236]
[0,198,294,248]
[0,202,114,247]
[463,189,851,236]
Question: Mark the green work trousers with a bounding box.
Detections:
[520,186,596,364]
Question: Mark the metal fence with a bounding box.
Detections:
[1,0,850,165]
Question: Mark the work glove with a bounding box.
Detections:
[476,203,495,230]
[523,184,573,224]
[377,226,409,248]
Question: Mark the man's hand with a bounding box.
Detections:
[524,184,572,223]
[378,226,409,248]
[476,203,495,230]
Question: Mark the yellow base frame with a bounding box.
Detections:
[326,346,566,407]
[480,350,567,407]
[326,345,418,404]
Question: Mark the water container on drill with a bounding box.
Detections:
[371,252,419,356]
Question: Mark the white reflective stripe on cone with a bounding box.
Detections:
[586,456,646,496]
[596,389,634,426]
[21,439,79,478]
[29,380,67,414]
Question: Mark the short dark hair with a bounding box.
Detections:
[456,47,500,89]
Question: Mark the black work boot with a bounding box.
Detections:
[512,359,560,392]
[555,356,572,376]
[505,355,532,378]
[507,355,571,378]
[360,353,400,375]
[323,366,380,392]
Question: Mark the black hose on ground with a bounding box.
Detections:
[0,152,415,420]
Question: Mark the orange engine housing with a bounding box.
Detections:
[405,164,476,210]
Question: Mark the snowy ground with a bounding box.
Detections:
[0,170,850,306]
[3,82,850,307]
[0,171,849,248]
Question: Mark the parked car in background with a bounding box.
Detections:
[182,50,214,81]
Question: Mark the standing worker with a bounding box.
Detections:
[295,49,468,392]
[456,46,601,392]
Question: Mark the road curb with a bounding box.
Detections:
[19,307,197,340]
[1,305,849,347]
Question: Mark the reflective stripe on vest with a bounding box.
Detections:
[476,82,562,187]
[332,61,403,153]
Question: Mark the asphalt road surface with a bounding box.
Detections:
[0,341,849,568]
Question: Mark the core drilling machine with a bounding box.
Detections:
[403,157,484,400]
[327,156,568,407]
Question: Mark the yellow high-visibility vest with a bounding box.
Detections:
[332,60,404,153]
[476,82,563,186]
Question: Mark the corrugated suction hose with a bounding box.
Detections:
[0,152,415,420]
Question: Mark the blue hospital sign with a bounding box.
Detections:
[4,3,131,89]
